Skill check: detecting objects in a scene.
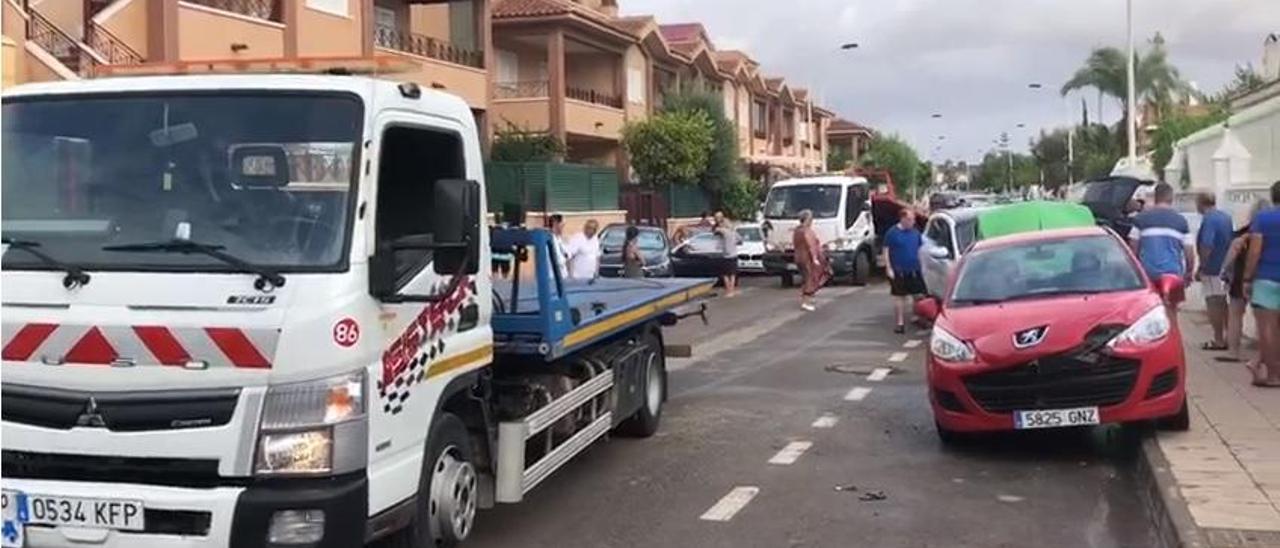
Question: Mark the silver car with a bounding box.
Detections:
[918,207,985,298]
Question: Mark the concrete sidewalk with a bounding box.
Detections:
[1146,311,1280,547]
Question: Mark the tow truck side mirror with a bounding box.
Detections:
[432,179,481,275]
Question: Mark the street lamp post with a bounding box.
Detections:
[1125,0,1138,166]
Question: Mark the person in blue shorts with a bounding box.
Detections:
[1243,181,1280,387]
[1196,193,1233,351]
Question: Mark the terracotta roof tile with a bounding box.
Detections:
[829,118,872,133]
[492,0,575,18]
[658,23,706,44]
[613,15,655,36]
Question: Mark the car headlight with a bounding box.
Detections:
[256,370,367,476]
[930,327,975,363]
[1107,305,1170,348]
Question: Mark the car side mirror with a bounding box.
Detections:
[928,246,951,260]
[915,297,941,322]
[432,179,481,275]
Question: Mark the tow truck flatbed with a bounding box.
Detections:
[490,228,713,360]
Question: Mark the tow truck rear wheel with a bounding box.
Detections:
[391,413,477,548]
[618,333,665,438]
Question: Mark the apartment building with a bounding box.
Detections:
[3,0,492,131]
[826,118,874,171]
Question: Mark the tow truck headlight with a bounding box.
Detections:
[930,327,975,363]
[1107,305,1170,348]
[255,370,367,476]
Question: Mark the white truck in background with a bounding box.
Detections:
[1,64,710,548]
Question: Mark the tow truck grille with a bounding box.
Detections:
[963,354,1140,413]
[1,384,239,432]
[2,451,232,489]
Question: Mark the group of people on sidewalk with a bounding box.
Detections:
[1131,181,1280,388]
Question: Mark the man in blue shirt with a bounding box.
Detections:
[883,209,925,334]
[1130,184,1195,315]
[1196,193,1233,350]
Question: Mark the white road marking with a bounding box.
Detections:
[996,494,1025,503]
[903,339,922,349]
[867,367,892,382]
[844,386,872,401]
[811,415,838,428]
[767,441,813,465]
[888,352,908,362]
[700,486,760,521]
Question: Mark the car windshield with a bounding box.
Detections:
[737,226,764,242]
[763,185,841,219]
[1,93,363,271]
[600,228,666,251]
[950,235,1144,305]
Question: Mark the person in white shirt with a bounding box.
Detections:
[549,213,569,280]
[564,219,602,280]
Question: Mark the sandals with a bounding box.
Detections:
[1201,341,1229,351]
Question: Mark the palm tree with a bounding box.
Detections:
[1060,34,1188,151]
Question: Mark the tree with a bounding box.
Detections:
[490,123,566,162]
[720,177,762,221]
[827,147,854,172]
[622,110,715,187]
[659,88,739,194]
[1060,34,1188,151]
[860,134,923,197]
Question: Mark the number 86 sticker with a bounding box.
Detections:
[333,318,360,348]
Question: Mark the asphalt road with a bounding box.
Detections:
[466,276,1159,548]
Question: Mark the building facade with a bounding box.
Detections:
[825,118,873,171]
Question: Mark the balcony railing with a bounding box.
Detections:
[566,86,622,109]
[374,27,483,69]
[494,80,549,99]
[27,9,93,76]
[185,0,282,22]
[86,23,144,65]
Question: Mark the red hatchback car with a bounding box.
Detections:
[916,226,1189,443]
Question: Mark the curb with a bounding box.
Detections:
[1138,433,1210,548]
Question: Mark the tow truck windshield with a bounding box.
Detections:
[763,184,842,219]
[1,93,363,273]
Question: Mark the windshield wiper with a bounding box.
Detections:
[2,237,91,289]
[101,239,285,290]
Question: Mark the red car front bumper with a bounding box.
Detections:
[927,333,1186,432]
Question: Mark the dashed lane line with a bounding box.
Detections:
[844,386,872,401]
[867,367,892,382]
[700,486,761,522]
[903,339,922,349]
[888,352,908,362]
[811,414,838,428]
[767,441,813,465]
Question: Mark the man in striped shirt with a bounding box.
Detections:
[1130,183,1195,309]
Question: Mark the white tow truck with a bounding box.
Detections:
[0,62,711,548]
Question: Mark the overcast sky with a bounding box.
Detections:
[623,0,1278,163]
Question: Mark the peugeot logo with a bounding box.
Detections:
[1013,326,1049,349]
[75,397,106,428]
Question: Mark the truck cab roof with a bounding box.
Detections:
[770,175,870,188]
[3,74,476,129]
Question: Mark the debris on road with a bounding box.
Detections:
[825,364,900,376]
[858,490,887,502]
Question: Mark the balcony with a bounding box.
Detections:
[491,80,624,140]
[184,0,282,22]
[373,27,483,69]
[566,86,622,109]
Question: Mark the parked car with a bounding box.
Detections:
[919,201,1095,298]
[598,224,672,278]
[1078,175,1155,238]
[915,226,1189,443]
[671,231,734,278]
[736,223,767,273]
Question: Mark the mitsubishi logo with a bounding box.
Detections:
[75,397,106,428]
[1013,326,1049,349]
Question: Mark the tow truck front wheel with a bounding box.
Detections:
[850,250,872,286]
[392,413,477,548]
